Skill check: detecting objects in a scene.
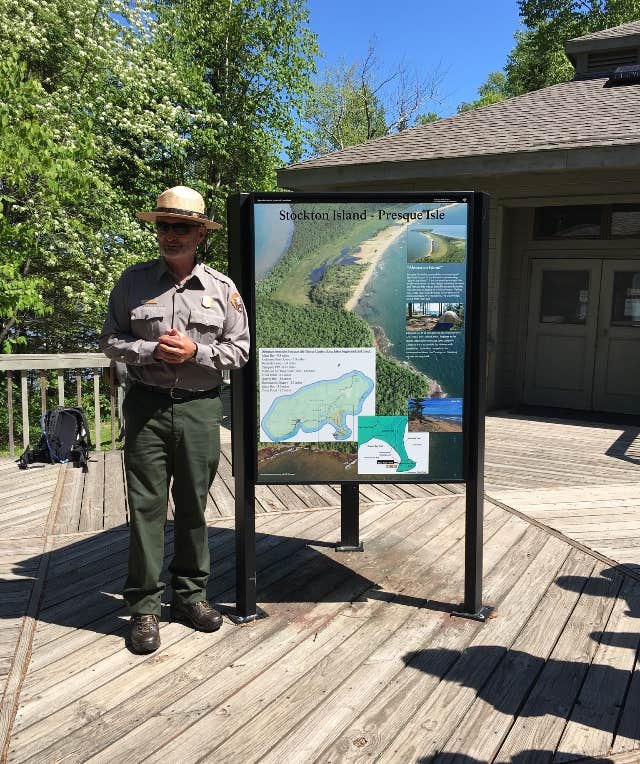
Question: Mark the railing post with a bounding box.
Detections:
[93,369,100,452]
[109,370,116,450]
[7,371,14,457]
[39,371,47,415]
[117,386,124,434]
[57,370,64,406]
[20,370,29,449]
[76,373,82,406]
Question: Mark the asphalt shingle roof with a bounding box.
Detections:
[568,20,640,42]
[283,76,640,173]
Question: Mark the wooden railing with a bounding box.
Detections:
[0,353,121,457]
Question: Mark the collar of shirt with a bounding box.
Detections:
[153,257,207,289]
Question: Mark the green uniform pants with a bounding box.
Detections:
[122,385,222,616]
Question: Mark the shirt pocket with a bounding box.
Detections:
[130,305,168,340]
[186,309,225,344]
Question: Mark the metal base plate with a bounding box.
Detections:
[225,606,269,625]
[450,605,494,623]
[335,542,364,552]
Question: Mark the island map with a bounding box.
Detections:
[262,370,374,442]
[259,348,376,443]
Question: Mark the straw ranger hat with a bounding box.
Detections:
[137,186,222,230]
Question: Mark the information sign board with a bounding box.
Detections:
[242,193,480,484]
[227,191,489,622]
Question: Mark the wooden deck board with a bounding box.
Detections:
[103,450,127,529]
[489,482,640,576]
[2,413,640,763]
[8,500,431,760]
[426,548,596,762]
[78,452,105,533]
[496,565,622,759]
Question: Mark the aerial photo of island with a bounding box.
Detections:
[407,225,467,263]
[253,199,467,481]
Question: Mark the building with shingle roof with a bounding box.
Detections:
[278,22,640,416]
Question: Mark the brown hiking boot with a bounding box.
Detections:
[129,614,160,653]
[171,600,223,632]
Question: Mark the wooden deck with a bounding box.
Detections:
[0,413,639,763]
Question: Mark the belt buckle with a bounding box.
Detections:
[169,386,183,401]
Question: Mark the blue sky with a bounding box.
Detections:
[305,0,524,117]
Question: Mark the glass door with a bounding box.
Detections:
[523,259,602,409]
[593,261,640,414]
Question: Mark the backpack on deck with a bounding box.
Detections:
[19,406,92,472]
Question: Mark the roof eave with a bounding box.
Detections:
[277,144,640,191]
[565,34,640,55]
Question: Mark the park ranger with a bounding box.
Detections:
[100,186,249,653]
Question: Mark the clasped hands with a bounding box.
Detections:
[153,328,197,364]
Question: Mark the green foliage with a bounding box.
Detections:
[256,297,374,348]
[304,61,387,155]
[0,0,317,353]
[414,112,441,125]
[309,264,367,311]
[507,0,640,94]
[457,72,511,112]
[459,1,640,112]
[304,42,443,157]
[156,0,318,268]
[375,354,430,416]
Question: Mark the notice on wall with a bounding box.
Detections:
[253,197,469,483]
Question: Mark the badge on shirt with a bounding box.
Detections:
[230,292,244,313]
[201,295,214,308]
[142,299,158,305]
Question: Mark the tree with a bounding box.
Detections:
[414,112,441,125]
[0,0,200,351]
[0,0,317,352]
[156,0,318,267]
[507,0,640,93]
[305,40,444,157]
[460,0,640,113]
[457,72,511,112]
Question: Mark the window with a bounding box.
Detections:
[535,206,603,239]
[535,204,640,240]
[610,271,640,327]
[539,270,590,325]
[611,205,640,238]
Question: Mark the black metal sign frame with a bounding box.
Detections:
[227,191,489,622]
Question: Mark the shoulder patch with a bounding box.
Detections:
[230,292,244,313]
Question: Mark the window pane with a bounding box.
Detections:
[611,205,640,238]
[536,206,602,238]
[611,271,640,326]
[540,270,590,324]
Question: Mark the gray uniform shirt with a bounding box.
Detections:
[100,258,249,391]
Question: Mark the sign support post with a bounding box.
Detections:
[336,484,363,552]
[227,194,263,623]
[453,191,491,622]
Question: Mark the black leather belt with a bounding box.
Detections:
[134,382,220,401]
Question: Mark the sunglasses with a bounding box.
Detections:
[156,222,202,235]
